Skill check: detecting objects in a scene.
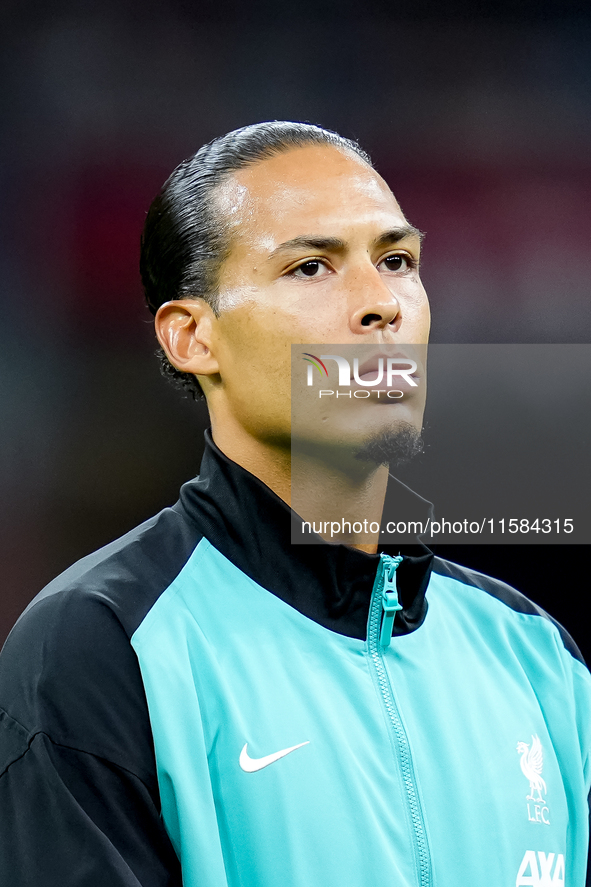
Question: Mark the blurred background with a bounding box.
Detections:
[1,0,590,658]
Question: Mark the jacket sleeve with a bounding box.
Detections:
[587,789,590,887]
[0,721,181,885]
[0,587,182,886]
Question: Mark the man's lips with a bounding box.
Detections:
[351,353,421,393]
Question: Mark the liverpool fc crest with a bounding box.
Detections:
[517,734,550,824]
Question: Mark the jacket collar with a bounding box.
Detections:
[177,430,433,640]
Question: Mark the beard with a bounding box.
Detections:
[354,422,424,467]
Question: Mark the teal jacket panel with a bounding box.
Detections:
[131,539,591,887]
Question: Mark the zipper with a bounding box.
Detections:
[367,552,432,887]
[378,554,404,647]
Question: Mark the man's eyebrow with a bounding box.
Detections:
[268,226,424,260]
[268,236,347,258]
[373,225,424,248]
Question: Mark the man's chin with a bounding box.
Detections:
[354,423,424,467]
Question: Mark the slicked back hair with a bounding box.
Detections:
[140,121,373,398]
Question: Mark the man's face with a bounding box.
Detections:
[206,144,430,451]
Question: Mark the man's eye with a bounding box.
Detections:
[380,254,412,272]
[292,260,327,278]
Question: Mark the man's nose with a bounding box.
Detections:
[348,273,401,334]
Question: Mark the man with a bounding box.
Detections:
[0,122,589,886]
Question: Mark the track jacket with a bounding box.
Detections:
[1,431,590,886]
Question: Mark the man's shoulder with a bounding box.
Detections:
[0,502,204,780]
[431,556,586,668]
[17,501,204,639]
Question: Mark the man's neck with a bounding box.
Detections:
[291,446,388,553]
[211,419,388,554]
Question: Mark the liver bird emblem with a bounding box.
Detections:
[516,734,547,802]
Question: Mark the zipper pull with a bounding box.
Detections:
[380,554,403,648]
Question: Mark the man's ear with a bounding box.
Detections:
[155,298,220,377]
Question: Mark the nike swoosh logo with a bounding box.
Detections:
[239,741,310,773]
